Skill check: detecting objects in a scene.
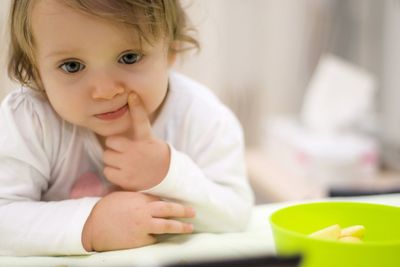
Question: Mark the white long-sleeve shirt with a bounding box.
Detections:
[0,72,254,256]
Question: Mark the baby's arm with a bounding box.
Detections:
[102,93,254,233]
[0,96,94,255]
[0,196,98,255]
[0,92,194,256]
[82,191,194,252]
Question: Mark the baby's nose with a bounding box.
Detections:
[92,85,125,100]
[90,75,125,100]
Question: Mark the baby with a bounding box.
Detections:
[0,0,254,256]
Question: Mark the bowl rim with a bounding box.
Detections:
[269,201,400,247]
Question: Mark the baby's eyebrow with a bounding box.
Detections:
[44,49,80,59]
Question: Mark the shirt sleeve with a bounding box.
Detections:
[0,92,99,256]
[142,104,254,233]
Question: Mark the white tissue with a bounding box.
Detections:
[301,55,376,133]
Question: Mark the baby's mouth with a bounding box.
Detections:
[95,104,129,120]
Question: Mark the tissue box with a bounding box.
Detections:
[264,118,379,187]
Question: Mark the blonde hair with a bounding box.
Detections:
[8,0,199,93]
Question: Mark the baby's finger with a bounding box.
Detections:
[103,149,123,169]
[103,166,125,186]
[149,201,196,218]
[149,218,194,234]
[128,93,153,140]
[138,193,161,203]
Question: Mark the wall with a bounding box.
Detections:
[175,0,332,146]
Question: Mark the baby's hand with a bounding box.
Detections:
[102,93,170,191]
[82,191,195,252]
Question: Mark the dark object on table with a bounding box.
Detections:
[165,255,301,267]
[329,188,400,197]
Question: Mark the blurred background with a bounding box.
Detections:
[1,0,400,203]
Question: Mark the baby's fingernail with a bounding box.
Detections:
[186,223,194,232]
[186,207,196,217]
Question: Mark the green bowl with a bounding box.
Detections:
[270,201,400,267]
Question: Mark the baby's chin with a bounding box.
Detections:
[93,118,131,136]
[94,129,128,150]
[95,129,129,139]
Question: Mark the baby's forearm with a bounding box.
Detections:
[0,198,98,256]
[141,147,254,233]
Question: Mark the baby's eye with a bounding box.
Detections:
[119,52,142,64]
[59,61,85,73]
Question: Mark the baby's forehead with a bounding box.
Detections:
[31,0,162,50]
[32,0,162,35]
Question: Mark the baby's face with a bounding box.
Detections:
[31,0,175,138]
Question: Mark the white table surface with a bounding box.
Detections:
[1,194,400,267]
